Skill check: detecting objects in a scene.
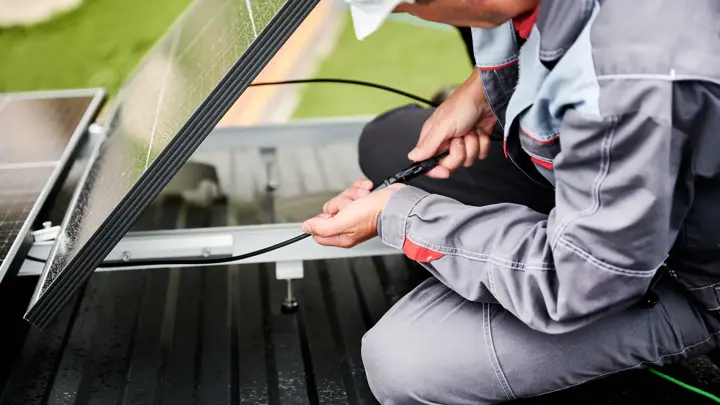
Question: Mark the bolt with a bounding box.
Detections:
[281,280,299,314]
[88,123,104,135]
[43,221,52,229]
[121,251,132,262]
[202,248,211,258]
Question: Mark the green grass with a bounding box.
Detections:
[292,12,472,118]
[0,0,193,95]
[0,3,470,117]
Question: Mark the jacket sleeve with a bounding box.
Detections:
[377,79,689,334]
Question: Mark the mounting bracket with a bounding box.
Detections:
[19,223,397,277]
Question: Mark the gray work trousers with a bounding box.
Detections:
[361,276,720,404]
[357,105,720,404]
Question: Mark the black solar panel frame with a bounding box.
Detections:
[25,0,320,330]
[0,89,106,285]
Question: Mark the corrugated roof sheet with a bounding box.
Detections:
[1,196,719,404]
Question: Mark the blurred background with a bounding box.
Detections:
[0,0,472,123]
[0,0,478,226]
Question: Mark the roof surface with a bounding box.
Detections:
[1,192,719,405]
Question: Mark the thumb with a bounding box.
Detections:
[302,214,342,237]
[409,127,449,162]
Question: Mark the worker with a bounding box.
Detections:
[304,0,720,404]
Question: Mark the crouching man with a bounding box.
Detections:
[304,0,720,403]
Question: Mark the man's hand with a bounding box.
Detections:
[302,181,405,248]
[409,68,497,179]
[321,178,374,215]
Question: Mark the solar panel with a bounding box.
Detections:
[0,90,105,284]
[25,0,319,329]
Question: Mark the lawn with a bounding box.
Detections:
[0,2,471,119]
[0,0,193,95]
[292,11,472,118]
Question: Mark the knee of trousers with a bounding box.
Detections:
[358,104,431,183]
[361,320,502,405]
[360,280,514,405]
[361,324,437,404]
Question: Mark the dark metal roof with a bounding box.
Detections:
[1,196,719,404]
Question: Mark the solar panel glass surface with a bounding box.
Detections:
[0,91,104,283]
[26,0,318,329]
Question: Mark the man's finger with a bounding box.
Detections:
[463,134,479,167]
[302,213,349,237]
[324,186,371,214]
[346,185,371,200]
[352,178,373,190]
[324,196,354,215]
[409,122,449,162]
[302,216,329,236]
[309,212,332,225]
[426,165,451,179]
[332,187,371,212]
[413,120,433,160]
[418,120,433,145]
[312,234,355,248]
[478,134,492,159]
[339,186,371,201]
[438,138,466,173]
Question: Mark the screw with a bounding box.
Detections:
[43,221,52,229]
[202,248,211,258]
[121,251,132,262]
[281,280,299,314]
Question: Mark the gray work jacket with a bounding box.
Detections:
[377,0,720,333]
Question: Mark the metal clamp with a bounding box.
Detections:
[32,222,60,242]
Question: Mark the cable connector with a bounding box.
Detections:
[377,151,449,190]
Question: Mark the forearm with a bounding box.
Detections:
[458,68,486,110]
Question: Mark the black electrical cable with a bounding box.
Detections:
[26,152,450,268]
[25,233,314,268]
[249,78,440,107]
[251,78,504,142]
[102,233,313,267]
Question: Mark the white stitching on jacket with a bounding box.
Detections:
[598,74,720,87]
[550,115,617,249]
[406,234,661,277]
[558,237,658,277]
